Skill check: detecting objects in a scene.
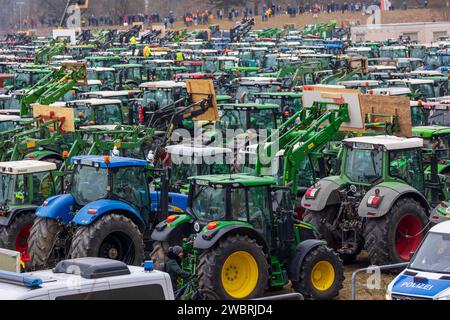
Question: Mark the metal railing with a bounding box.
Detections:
[351,262,409,300]
[253,292,304,301]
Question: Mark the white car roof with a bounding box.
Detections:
[344,136,423,150]
[0,160,57,174]
[430,220,450,234]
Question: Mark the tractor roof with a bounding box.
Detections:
[344,136,423,150]
[221,103,278,110]
[139,81,186,89]
[71,156,148,168]
[0,160,57,175]
[66,98,122,107]
[87,67,116,72]
[189,174,276,187]
[165,145,232,156]
[0,115,20,122]
[252,92,303,98]
[82,90,140,98]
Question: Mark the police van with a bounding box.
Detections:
[0,257,174,300]
[386,221,450,300]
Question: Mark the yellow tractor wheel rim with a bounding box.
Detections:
[221,251,259,299]
[311,261,335,291]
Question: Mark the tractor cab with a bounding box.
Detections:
[87,67,116,90]
[139,81,186,112]
[86,56,123,69]
[164,145,232,194]
[385,79,436,100]
[12,69,52,90]
[202,56,239,74]
[0,160,57,261]
[0,114,21,131]
[380,46,409,59]
[62,98,124,126]
[252,92,303,121]
[217,103,278,133]
[234,78,282,102]
[111,64,144,89]
[66,45,96,60]
[337,80,381,93]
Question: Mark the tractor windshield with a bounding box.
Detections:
[427,109,450,126]
[142,90,173,110]
[409,232,450,273]
[344,147,382,184]
[71,165,108,206]
[191,185,226,221]
[94,104,123,125]
[411,83,435,99]
[14,72,31,89]
[203,60,218,73]
[0,120,16,132]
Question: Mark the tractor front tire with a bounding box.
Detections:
[292,245,344,300]
[197,234,269,300]
[304,207,362,264]
[364,198,428,266]
[28,218,65,270]
[0,213,34,262]
[69,214,144,266]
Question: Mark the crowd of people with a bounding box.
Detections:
[12,1,432,31]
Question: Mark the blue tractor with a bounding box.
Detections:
[28,155,187,269]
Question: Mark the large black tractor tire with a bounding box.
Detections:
[196,234,269,300]
[292,245,344,300]
[150,241,170,270]
[304,207,363,264]
[363,198,429,266]
[28,218,65,270]
[69,214,144,266]
[0,213,34,261]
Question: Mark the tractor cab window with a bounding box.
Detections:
[75,105,93,125]
[14,72,31,89]
[298,158,316,189]
[203,60,217,73]
[94,104,123,125]
[230,188,247,221]
[219,110,246,131]
[344,146,382,184]
[411,83,435,99]
[247,187,270,239]
[191,185,226,221]
[112,166,149,209]
[71,165,108,206]
[11,174,29,205]
[0,174,16,205]
[249,109,276,131]
[0,121,17,132]
[32,172,55,204]
[389,148,424,192]
[410,105,429,126]
[427,109,450,126]
[143,90,172,110]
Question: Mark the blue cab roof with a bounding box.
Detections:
[71,156,149,168]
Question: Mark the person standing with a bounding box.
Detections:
[130,35,137,56]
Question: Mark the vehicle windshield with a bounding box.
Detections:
[249,109,276,130]
[344,146,382,184]
[94,104,123,124]
[71,165,108,206]
[191,185,226,221]
[409,232,450,273]
[0,174,14,205]
[142,89,173,109]
[425,55,441,68]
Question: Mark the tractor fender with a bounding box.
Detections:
[151,214,193,242]
[301,177,342,212]
[193,224,269,253]
[287,239,326,282]
[0,207,37,227]
[35,194,75,224]
[358,183,431,218]
[71,199,146,231]
[24,150,61,162]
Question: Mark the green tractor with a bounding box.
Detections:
[302,135,445,266]
[151,174,344,300]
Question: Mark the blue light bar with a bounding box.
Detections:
[0,270,43,288]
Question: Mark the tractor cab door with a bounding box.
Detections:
[112,166,151,222]
[389,148,425,193]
